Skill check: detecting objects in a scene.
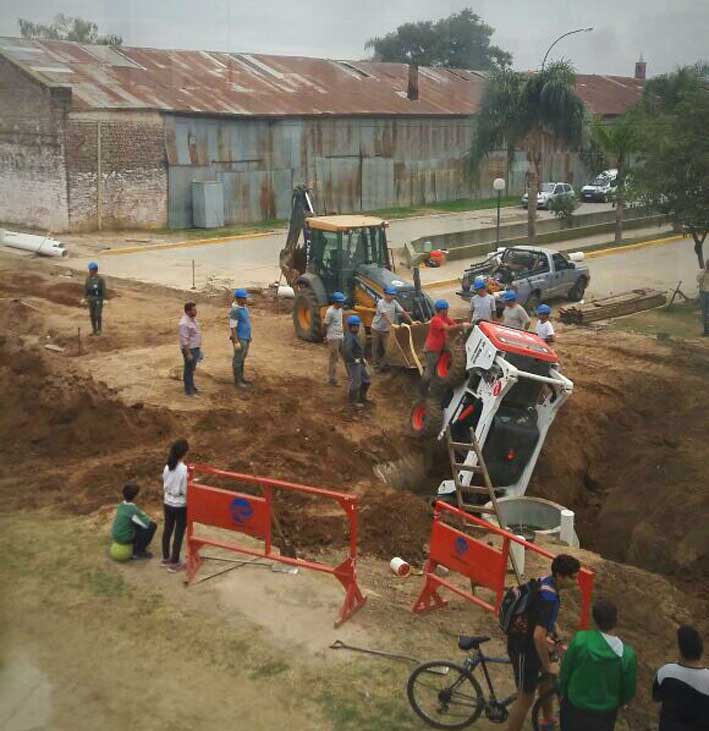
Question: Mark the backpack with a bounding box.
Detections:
[498,578,541,635]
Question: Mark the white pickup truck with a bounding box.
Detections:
[457,245,591,312]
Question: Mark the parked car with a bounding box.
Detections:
[457,245,591,311]
[521,182,575,210]
[581,169,618,202]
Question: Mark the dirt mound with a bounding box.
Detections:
[531,334,709,577]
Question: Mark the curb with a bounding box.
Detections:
[422,233,687,290]
[102,228,280,256]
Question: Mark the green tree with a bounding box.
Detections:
[470,61,585,242]
[365,9,511,70]
[632,64,709,268]
[590,114,639,244]
[18,14,122,46]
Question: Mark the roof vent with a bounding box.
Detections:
[407,64,419,101]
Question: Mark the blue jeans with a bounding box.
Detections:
[182,347,201,394]
[346,361,371,403]
[232,338,251,383]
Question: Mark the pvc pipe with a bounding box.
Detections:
[560,509,575,546]
[0,230,67,258]
[389,557,411,577]
[511,536,526,576]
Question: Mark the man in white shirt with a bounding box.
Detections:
[322,291,345,385]
[371,285,413,370]
[470,277,498,323]
[535,304,555,344]
[501,290,531,330]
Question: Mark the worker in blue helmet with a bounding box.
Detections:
[501,290,531,331]
[322,291,346,386]
[421,299,470,395]
[470,276,497,324]
[371,284,414,371]
[229,288,253,388]
[535,304,555,344]
[84,261,107,335]
[343,314,372,409]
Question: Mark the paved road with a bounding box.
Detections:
[84,201,615,290]
[439,237,699,318]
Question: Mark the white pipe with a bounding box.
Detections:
[511,536,526,576]
[560,509,575,546]
[0,230,67,258]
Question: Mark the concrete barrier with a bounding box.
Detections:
[403,208,665,265]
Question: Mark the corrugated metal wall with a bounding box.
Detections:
[164,115,589,228]
[165,115,483,228]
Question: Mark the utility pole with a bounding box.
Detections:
[493,178,506,248]
[542,27,593,69]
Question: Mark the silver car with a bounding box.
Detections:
[522,182,575,210]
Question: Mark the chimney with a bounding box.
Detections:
[407,64,419,101]
[634,54,647,80]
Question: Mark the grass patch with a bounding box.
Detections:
[164,219,287,240]
[368,195,518,220]
[607,301,702,339]
[248,658,290,679]
[83,568,129,597]
[319,689,420,731]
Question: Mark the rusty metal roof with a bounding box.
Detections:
[0,37,641,118]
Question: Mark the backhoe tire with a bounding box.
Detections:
[567,276,587,302]
[410,396,444,439]
[433,334,467,389]
[293,289,323,342]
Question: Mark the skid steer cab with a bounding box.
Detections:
[410,321,573,500]
[283,211,433,369]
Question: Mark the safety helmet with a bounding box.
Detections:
[502,290,517,302]
[384,285,397,296]
[537,304,552,315]
[88,262,98,271]
[347,315,361,327]
[331,291,346,303]
[434,299,449,311]
[234,288,249,299]
[473,277,487,290]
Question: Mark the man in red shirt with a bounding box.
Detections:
[421,299,469,394]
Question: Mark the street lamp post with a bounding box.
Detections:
[493,178,506,248]
[541,27,593,69]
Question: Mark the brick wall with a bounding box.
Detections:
[65,110,167,231]
[0,56,70,231]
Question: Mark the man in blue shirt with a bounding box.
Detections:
[229,288,253,388]
[506,554,581,731]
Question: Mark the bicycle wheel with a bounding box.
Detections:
[531,683,561,731]
[407,661,484,730]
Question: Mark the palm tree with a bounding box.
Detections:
[471,61,585,242]
[590,114,638,244]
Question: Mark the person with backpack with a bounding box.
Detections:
[559,598,637,730]
[503,553,581,731]
[653,625,709,730]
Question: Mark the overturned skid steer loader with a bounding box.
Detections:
[279,186,434,371]
[410,322,573,500]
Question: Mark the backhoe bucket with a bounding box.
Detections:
[383,322,429,373]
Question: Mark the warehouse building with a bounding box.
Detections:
[0,37,644,232]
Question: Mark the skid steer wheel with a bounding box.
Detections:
[410,397,444,438]
[434,334,467,388]
[567,276,587,302]
[293,289,323,342]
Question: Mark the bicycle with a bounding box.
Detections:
[407,634,561,730]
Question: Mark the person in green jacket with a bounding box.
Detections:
[84,262,107,335]
[111,481,157,559]
[559,598,637,731]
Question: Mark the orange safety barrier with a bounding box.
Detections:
[413,501,595,629]
[184,464,367,627]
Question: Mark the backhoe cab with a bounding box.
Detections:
[279,186,433,371]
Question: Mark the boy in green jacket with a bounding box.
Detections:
[111,481,157,559]
[559,598,637,731]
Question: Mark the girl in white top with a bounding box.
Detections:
[161,438,189,572]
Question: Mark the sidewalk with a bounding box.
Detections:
[415,225,679,288]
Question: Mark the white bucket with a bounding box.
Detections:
[277,285,295,299]
[389,557,411,577]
